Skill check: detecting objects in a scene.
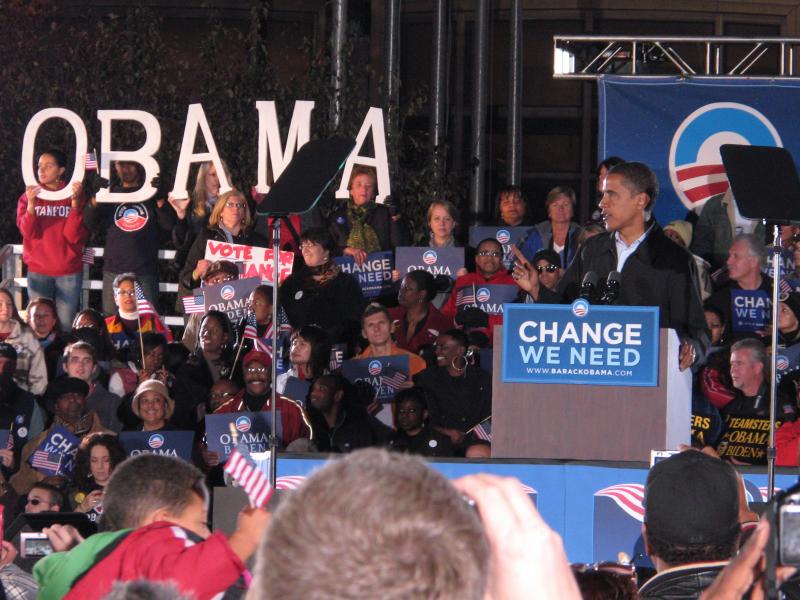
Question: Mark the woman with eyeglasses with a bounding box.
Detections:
[414,329,491,450]
[441,238,519,346]
[518,186,583,268]
[280,227,365,346]
[177,189,266,312]
[388,270,454,354]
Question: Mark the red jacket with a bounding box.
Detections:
[16,186,89,276]
[65,522,246,600]
[388,305,454,354]
[441,270,519,344]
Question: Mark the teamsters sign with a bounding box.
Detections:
[501,301,660,386]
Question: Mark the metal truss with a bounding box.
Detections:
[553,35,800,79]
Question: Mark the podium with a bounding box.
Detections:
[492,327,691,461]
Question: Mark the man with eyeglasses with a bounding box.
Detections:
[83,160,176,316]
[442,238,520,346]
[104,273,172,359]
[212,351,311,449]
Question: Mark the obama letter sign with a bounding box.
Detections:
[501,301,660,386]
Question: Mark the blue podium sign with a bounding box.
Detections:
[501,301,660,386]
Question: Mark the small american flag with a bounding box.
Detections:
[5,427,13,451]
[134,281,156,316]
[224,445,274,508]
[243,311,269,354]
[380,366,408,390]
[455,286,476,307]
[81,247,95,265]
[31,450,62,474]
[781,279,794,296]
[85,152,98,172]
[182,293,205,314]
[472,418,492,443]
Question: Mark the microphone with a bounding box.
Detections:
[602,271,622,304]
[579,271,598,301]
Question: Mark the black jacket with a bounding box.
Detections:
[638,562,726,599]
[307,406,391,453]
[551,223,710,360]
[414,366,492,433]
[328,202,408,253]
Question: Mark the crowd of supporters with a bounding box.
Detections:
[3,148,798,598]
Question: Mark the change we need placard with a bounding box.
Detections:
[335,251,394,298]
[205,412,280,460]
[730,289,771,333]
[28,425,80,477]
[205,240,293,284]
[395,247,464,280]
[119,431,194,461]
[502,300,659,386]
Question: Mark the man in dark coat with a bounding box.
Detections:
[515,161,709,371]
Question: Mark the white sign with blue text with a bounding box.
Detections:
[501,301,660,386]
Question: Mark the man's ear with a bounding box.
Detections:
[141,507,172,527]
[642,523,652,556]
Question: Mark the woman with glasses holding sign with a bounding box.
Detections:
[176,189,265,311]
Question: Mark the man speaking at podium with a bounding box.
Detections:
[515,161,709,371]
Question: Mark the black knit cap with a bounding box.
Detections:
[532,248,561,267]
[45,377,90,403]
[644,450,740,545]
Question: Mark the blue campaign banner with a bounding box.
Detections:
[274,455,797,563]
[341,355,411,404]
[30,425,80,476]
[454,283,519,316]
[468,226,530,269]
[730,289,771,332]
[599,76,800,224]
[205,412,280,460]
[335,251,394,298]
[395,247,464,280]
[283,376,310,406]
[501,301,660,386]
[119,431,194,461]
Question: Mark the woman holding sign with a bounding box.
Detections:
[176,189,264,311]
[16,149,88,328]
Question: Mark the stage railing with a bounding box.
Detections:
[0,244,185,327]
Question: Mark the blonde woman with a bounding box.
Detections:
[177,189,265,306]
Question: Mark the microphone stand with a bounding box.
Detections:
[767,223,782,501]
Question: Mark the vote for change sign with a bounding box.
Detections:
[501,300,660,386]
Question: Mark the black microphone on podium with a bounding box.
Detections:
[602,271,622,304]
[579,271,598,302]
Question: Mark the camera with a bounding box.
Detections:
[777,486,800,566]
[20,532,53,558]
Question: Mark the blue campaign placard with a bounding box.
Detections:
[730,289,771,332]
[468,226,531,269]
[205,412,280,460]
[341,355,411,403]
[30,425,80,476]
[395,247,464,280]
[501,301,660,386]
[283,377,310,406]
[335,251,394,298]
[454,283,519,316]
[119,431,194,461]
[203,276,261,326]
